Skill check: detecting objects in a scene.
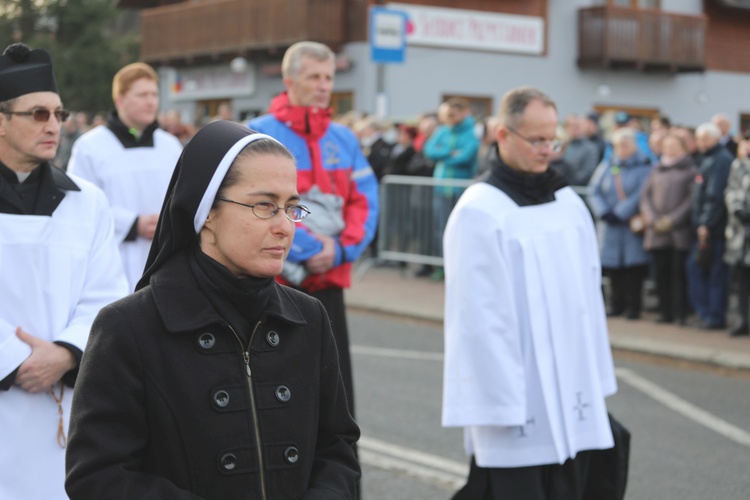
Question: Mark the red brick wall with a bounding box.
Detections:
[704,0,750,73]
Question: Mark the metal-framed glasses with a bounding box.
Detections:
[507,126,563,153]
[4,108,71,123]
[217,197,311,222]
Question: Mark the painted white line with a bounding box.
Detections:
[616,367,750,447]
[359,435,468,489]
[360,450,465,490]
[359,436,469,476]
[351,345,444,361]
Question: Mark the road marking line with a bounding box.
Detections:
[616,367,750,447]
[359,435,468,489]
[352,345,443,361]
[360,436,469,476]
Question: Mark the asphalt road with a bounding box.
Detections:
[348,309,750,500]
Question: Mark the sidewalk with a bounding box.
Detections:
[345,264,750,372]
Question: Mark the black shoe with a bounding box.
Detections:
[415,265,433,277]
[606,309,624,317]
[625,311,641,320]
[729,323,749,337]
[656,316,673,324]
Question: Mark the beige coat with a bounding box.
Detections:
[724,158,750,266]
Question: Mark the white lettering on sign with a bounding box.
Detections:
[389,3,544,54]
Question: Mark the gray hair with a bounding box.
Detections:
[0,98,17,114]
[282,41,335,80]
[611,127,636,145]
[497,86,557,128]
[696,122,721,139]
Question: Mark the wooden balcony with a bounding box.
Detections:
[578,6,706,73]
[139,0,346,65]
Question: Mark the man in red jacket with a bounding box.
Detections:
[248,42,379,429]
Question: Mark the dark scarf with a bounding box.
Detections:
[485,155,568,207]
[269,91,334,193]
[106,111,160,149]
[189,245,273,343]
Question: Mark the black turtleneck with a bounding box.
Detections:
[188,245,274,345]
[106,111,160,149]
[485,155,568,207]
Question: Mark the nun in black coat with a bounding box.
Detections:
[65,121,360,499]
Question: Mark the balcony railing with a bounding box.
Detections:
[578,6,706,73]
[139,0,346,64]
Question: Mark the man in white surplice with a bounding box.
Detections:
[68,62,183,291]
[442,87,617,499]
[0,43,128,499]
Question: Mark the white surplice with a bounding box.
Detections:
[0,176,128,499]
[68,126,182,291]
[442,183,617,468]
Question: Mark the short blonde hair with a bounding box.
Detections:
[112,62,158,101]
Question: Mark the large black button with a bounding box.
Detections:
[275,385,291,403]
[266,330,280,347]
[197,333,215,350]
[284,446,299,464]
[221,453,237,471]
[213,390,230,408]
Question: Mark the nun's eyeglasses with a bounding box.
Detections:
[217,197,310,222]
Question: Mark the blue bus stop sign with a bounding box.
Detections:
[370,6,407,64]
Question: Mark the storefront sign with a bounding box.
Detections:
[169,64,255,101]
[389,3,544,55]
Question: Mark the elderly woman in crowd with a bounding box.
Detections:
[589,127,653,319]
[639,133,698,325]
[65,121,360,499]
[724,132,750,337]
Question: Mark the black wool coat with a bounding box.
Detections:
[65,252,360,500]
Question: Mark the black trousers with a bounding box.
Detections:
[308,287,354,416]
[651,248,688,322]
[606,266,649,317]
[733,264,750,326]
[452,452,593,500]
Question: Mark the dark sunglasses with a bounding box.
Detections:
[5,109,71,123]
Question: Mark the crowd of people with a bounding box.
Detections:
[329,103,749,339]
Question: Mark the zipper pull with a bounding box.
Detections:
[243,351,251,377]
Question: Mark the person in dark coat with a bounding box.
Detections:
[686,122,734,330]
[65,121,360,499]
[639,133,697,325]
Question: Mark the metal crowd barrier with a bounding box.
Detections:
[373,175,474,267]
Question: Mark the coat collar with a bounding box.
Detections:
[147,251,308,334]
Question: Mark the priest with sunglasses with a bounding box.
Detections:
[0,43,128,499]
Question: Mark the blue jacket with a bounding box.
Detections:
[424,116,479,195]
[589,152,653,268]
